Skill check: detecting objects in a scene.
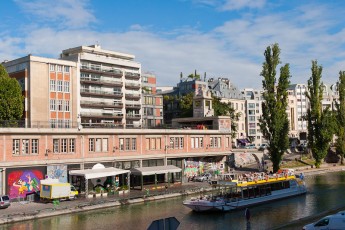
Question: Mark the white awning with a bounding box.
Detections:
[130,165,182,176]
[69,167,130,179]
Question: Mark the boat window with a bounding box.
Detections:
[314,218,329,227]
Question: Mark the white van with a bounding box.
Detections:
[303,211,345,230]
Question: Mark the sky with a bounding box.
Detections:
[1,0,345,89]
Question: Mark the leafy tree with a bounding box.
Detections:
[305,61,335,168]
[187,70,200,80]
[0,64,24,122]
[179,92,194,117]
[259,43,290,173]
[334,71,345,164]
[213,96,240,138]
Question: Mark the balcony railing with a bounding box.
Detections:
[81,65,123,77]
[125,104,141,109]
[125,82,141,89]
[125,72,140,79]
[81,89,123,98]
[80,77,123,87]
[80,112,123,119]
[80,101,123,109]
[126,114,141,120]
[125,93,141,100]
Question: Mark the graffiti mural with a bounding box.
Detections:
[6,167,45,199]
[47,165,67,183]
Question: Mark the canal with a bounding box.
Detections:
[2,171,345,230]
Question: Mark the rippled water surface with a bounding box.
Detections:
[2,171,345,230]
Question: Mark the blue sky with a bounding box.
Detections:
[1,0,345,89]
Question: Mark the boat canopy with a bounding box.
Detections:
[69,167,130,179]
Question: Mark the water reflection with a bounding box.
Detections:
[2,171,345,230]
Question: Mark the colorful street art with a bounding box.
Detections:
[7,168,45,199]
[47,165,67,183]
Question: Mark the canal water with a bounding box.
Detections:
[2,171,345,230]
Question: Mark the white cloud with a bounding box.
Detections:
[14,0,96,28]
[220,0,266,11]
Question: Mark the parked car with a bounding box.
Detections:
[258,143,269,151]
[194,173,212,182]
[0,195,10,209]
[303,210,345,230]
[245,144,256,149]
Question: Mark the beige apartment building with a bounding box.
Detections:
[2,55,78,128]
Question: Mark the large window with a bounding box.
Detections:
[53,138,75,154]
[12,139,20,155]
[119,138,137,151]
[31,139,38,154]
[89,138,108,152]
[50,80,56,91]
[57,80,63,92]
[22,139,29,154]
[191,137,203,149]
[64,81,70,92]
[50,100,56,111]
[169,137,184,149]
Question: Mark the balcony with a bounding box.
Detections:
[80,112,123,119]
[125,72,140,80]
[126,114,141,120]
[125,82,141,90]
[81,65,123,77]
[125,93,141,100]
[81,89,123,98]
[80,101,123,109]
[125,104,141,109]
[80,77,123,87]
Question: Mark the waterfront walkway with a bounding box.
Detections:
[0,163,344,225]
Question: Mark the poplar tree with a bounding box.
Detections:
[334,71,345,164]
[305,61,335,168]
[0,64,24,123]
[259,43,290,173]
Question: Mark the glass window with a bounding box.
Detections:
[64,81,70,92]
[65,101,70,112]
[131,138,136,150]
[50,80,56,91]
[89,138,95,152]
[13,139,20,155]
[22,139,29,154]
[50,100,56,111]
[57,80,63,91]
[119,138,124,151]
[95,138,102,152]
[64,66,70,72]
[103,138,108,152]
[50,64,55,71]
[31,139,38,154]
[57,100,63,111]
[69,139,75,153]
[61,139,67,153]
[53,139,59,153]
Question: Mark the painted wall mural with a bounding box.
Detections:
[6,167,45,199]
[47,165,67,183]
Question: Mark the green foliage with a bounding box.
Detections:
[212,96,240,138]
[334,71,345,164]
[305,61,336,168]
[187,70,200,81]
[259,43,290,173]
[0,64,24,122]
[179,92,194,117]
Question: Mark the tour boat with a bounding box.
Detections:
[183,170,306,212]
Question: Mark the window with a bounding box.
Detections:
[53,139,59,153]
[31,139,38,154]
[13,139,20,155]
[57,65,62,72]
[50,64,55,71]
[50,100,56,111]
[61,139,67,153]
[65,101,70,112]
[64,66,70,72]
[22,139,29,154]
[102,138,108,152]
[57,100,63,111]
[95,138,102,152]
[119,138,136,151]
[50,80,56,91]
[64,81,70,92]
[89,138,95,152]
[69,139,75,153]
[57,80,63,92]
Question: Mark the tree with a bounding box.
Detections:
[334,71,345,164]
[305,60,335,168]
[259,43,290,173]
[179,92,194,117]
[0,64,24,123]
[212,96,240,138]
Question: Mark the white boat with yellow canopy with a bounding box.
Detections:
[183,169,306,212]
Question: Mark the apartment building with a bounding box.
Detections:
[141,72,163,128]
[60,44,142,128]
[287,84,308,140]
[2,55,78,128]
[208,78,246,144]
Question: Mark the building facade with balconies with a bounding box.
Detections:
[60,44,142,128]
